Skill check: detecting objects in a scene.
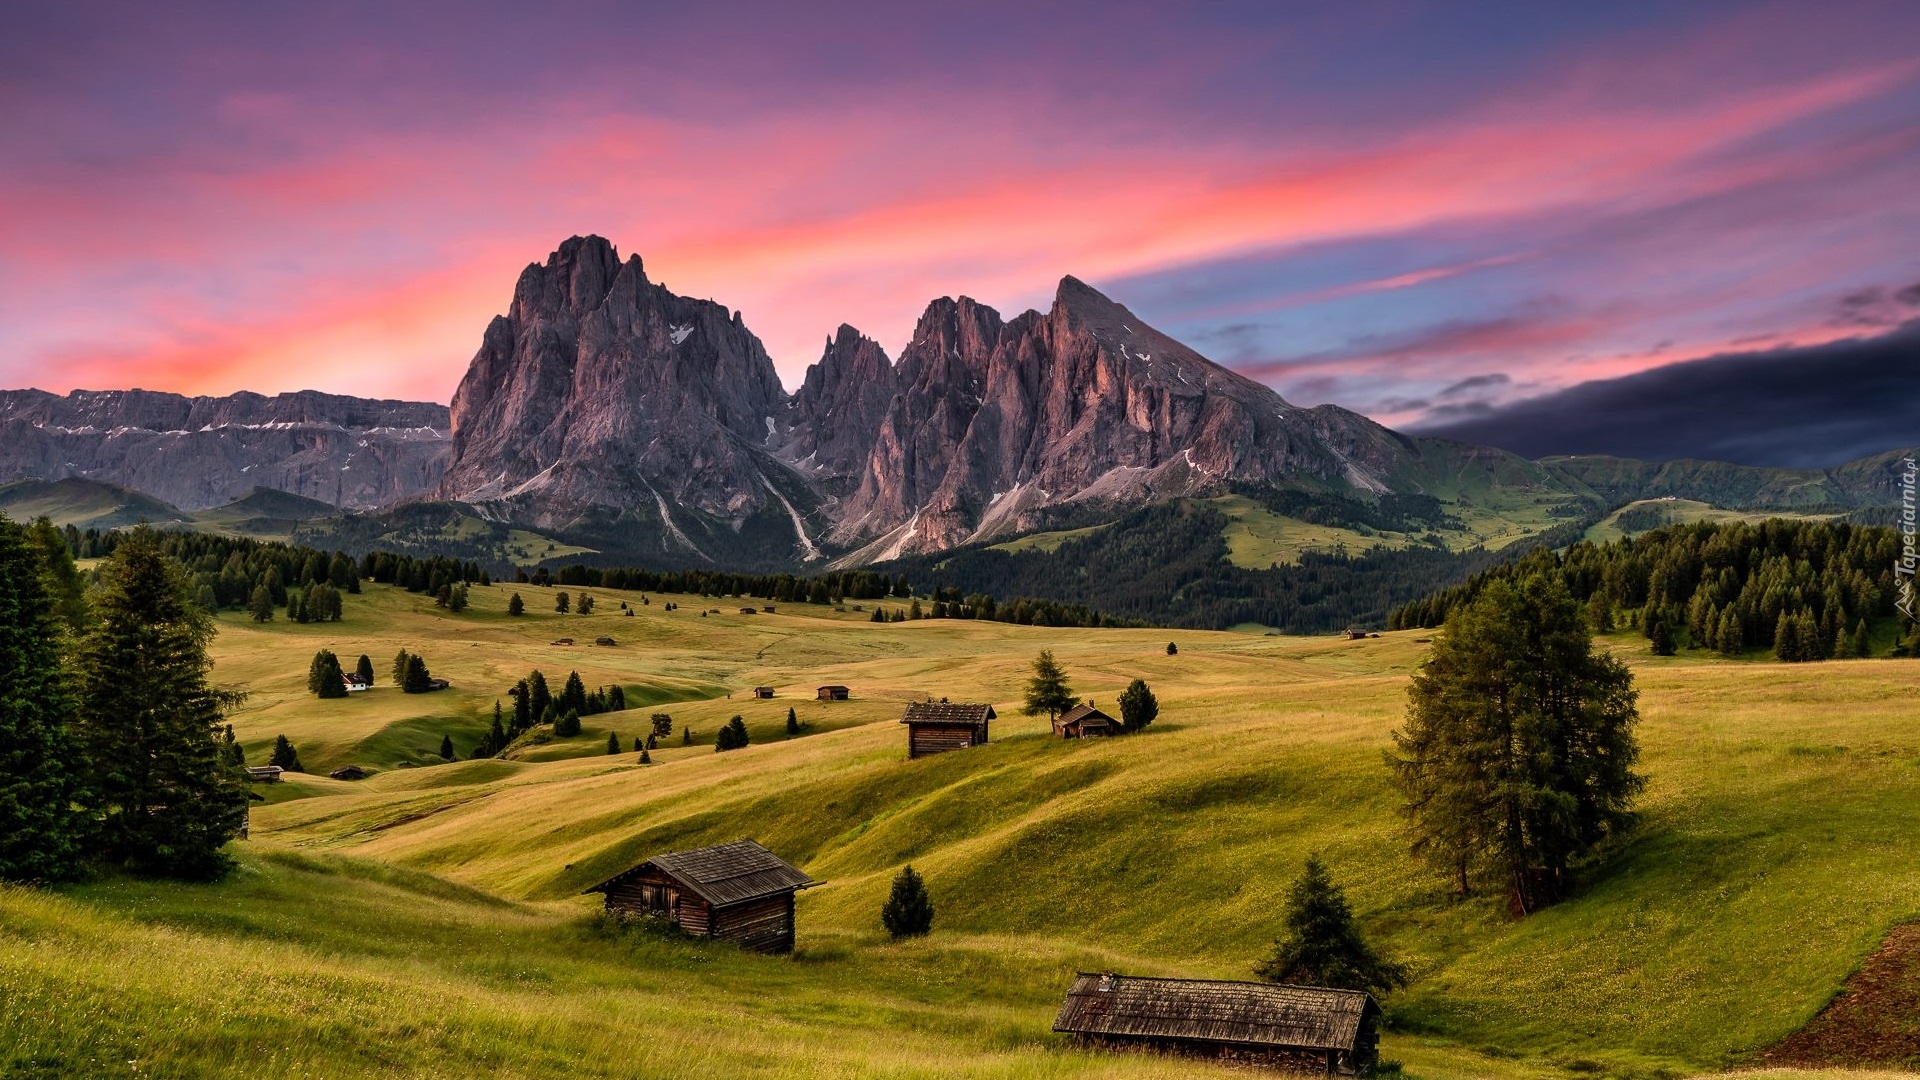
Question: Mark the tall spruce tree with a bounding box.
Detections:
[507,592,525,616]
[73,527,249,879]
[403,654,432,694]
[392,649,412,686]
[786,706,800,735]
[0,516,87,882]
[249,583,275,622]
[25,515,88,634]
[528,670,552,723]
[1021,650,1077,722]
[606,730,621,754]
[554,708,581,737]
[439,733,455,760]
[1387,574,1643,913]
[880,865,934,939]
[561,670,588,715]
[355,654,375,686]
[1255,856,1407,995]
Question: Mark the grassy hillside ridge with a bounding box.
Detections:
[7,571,1918,1078]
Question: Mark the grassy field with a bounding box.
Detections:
[1581,499,1839,545]
[4,578,1918,1079]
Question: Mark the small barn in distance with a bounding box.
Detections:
[1053,973,1380,1074]
[584,839,816,954]
[816,684,849,701]
[901,701,994,759]
[1055,702,1116,739]
[753,686,775,699]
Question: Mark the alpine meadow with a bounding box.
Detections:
[6,5,1920,1078]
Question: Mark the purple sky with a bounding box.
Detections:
[3,1,1917,437]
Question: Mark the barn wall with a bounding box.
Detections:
[676,897,712,936]
[601,868,680,917]
[713,892,796,954]
[908,724,983,758]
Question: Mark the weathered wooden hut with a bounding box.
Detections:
[244,765,283,783]
[1055,703,1116,739]
[753,686,776,699]
[816,685,850,701]
[900,702,994,759]
[1052,973,1380,1074]
[583,839,817,954]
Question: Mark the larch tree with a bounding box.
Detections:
[72,527,250,880]
[0,515,88,882]
[1021,650,1076,722]
[1387,574,1643,914]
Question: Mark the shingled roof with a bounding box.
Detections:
[1059,703,1114,727]
[1053,973,1375,1052]
[584,839,816,907]
[900,702,996,725]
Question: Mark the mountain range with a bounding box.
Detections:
[6,235,1912,572]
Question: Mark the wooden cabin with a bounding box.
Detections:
[1052,973,1380,1074]
[244,765,283,783]
[1055,703,1116,739]
[901,701,994,759]
[816,685,850,701]
[594,636,617,646]
[753,686,776,699]
[584,839,817,954]
[328,765,368,781]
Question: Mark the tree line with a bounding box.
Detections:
[2,519,250,883]
[1389,519,1919,658]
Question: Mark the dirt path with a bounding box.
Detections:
[1762,922,1920,1069]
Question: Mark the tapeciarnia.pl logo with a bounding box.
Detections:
[1899,456,1917,621]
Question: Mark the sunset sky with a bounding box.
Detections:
[4,1,1918,439]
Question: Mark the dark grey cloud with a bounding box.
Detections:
[1410,322,1920,468]
[1438,373,1509,397]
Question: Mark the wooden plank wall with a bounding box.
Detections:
[713,893,796,954]
[908,724,983,759]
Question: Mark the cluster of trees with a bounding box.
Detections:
[390,649,438,693]
[359,551,491,594]
[1230,485,1466,535]
[714,715,751,752]
[63,529,365,618]
[1390,519,1915,659]
[1389,573,1643,914]
[470,668,631,759]
[0,521,251,883]
[553,591,597,614]
[1021,651,1159,733]
[306,650,375,698]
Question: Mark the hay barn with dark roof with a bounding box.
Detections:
[900,701,994,759]
[584,839,817,954]
[1055,702,1116,738]
[1052,973,1380,1074]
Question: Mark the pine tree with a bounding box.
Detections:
[1254,857,1407,995]
[74,528,250,879]
[355,654,375,686]
[249,583,275,622]
[786,706,800,736]
[0,515,87,882]
[486,708,508,756]
[1587,594,1614,633]
[609,685,626,711]
[651,712,674,738]
[392,649,412,686]
[508,592,525,616]
[1774,612,1798,662]
[555,592,570,614]
[576,592,593,614]
[1117,678,1158,733]
[308,649,347,698]
[446,582,469,612]
[715,715,749,751]
[631,736,643,753]
[1649,619,1676,656]
[606,731,621,754]
[683,726,692,746]
[640,748,652,764]
[880,865,934,939]
[528,671,551,723]
[870,607,886,623]
[219,724,245,768]
[555,709,581,737]
[510,679,532,733]
[403,654,431,694]
[25,515,88,634]
[1715,607,1743,656]
[561,670,588,715]
[1021,650,1077,721]
[1166,641,1178,656]
[1388,574,1642,913]
[439,733,454,760]
[1853,619,1872,660]
[269,734,304,772]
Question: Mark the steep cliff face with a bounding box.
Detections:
[771,325,900,497]
[827,277,1395,557]
[439,235,812,560]
[0,389,447,510]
